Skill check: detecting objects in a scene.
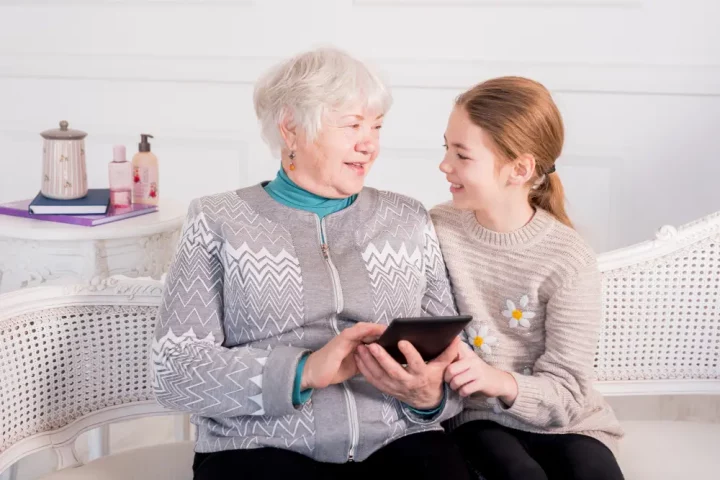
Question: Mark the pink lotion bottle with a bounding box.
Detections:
[108,145,132,207]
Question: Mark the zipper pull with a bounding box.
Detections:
[321,244,329,259]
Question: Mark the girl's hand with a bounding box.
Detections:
[444,342,519,405]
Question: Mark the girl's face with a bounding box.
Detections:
[439,106,513,211]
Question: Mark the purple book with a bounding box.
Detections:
[0,200,158,227]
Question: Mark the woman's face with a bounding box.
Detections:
[289,103,384,198]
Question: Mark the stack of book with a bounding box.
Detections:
[0,189,158,226]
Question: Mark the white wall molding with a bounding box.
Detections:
[377,59,720,96]
[354,0,642,7]
[0,0,254,6]
[0,53,269,86]
[1,53,718,96]
[0,123,246,149]
[1,0,718,253]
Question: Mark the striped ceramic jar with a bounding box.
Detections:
[40,121,88,200]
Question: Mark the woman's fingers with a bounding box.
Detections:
[356,344,386,380]
[344,322,386,342]
[397,340,426,373]
[331,323,383,359]
[367,343,411,382]
[355,352,386,392]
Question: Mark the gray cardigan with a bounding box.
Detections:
[152,184,461,463]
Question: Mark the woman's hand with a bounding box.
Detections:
[444,342,518,405]
[355,337,461,410]
[301,322,386,390]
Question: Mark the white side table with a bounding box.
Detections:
[0,200,186,294]
[0,200,187,478]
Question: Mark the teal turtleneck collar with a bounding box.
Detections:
[263,168,357,219]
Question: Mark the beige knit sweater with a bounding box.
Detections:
[431,204,623,456]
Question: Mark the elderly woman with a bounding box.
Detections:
[152,48,471,479]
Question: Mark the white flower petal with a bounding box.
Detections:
[467,327,477,338]
[520,295,529,308]
[479,325,489,337]
[506,300,516,311]
[502,310,512,318]
[508,319,518,328]
[485,336,498,345]
[523,311,536,319]
[481,344,492,355]
[519,318,531,328]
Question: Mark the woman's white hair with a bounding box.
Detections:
[253,47,393,156]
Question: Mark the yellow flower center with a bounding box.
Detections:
[473,336,484,347]
[512,310,523,320]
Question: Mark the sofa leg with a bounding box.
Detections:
[0,462,19,480]
[175,414,191,441]
[87,426,110,461]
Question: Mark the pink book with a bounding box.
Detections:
[0,200,158,227]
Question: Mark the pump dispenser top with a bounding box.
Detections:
[139,134,154,153]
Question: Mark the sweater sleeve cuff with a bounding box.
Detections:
[504,371,544,420]
[292,353,314,406]
[405,390,446,417]
[263,346,311,416]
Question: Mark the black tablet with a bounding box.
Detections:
[374,315,472,363]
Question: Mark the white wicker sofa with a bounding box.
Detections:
[1,211,719,480]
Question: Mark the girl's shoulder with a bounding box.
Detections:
[542,212,599,272]
[530,213,601,296]
[429,201,465,232]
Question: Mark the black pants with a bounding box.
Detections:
[193,431,472,480]
[452,421,624,480]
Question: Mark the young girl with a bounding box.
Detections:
[431,77,625,480]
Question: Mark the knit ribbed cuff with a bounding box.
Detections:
[264,346,311,416]
[505,371,544,421]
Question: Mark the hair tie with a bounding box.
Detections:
[546,164,556,174]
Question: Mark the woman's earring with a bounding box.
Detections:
[289,151,296,171]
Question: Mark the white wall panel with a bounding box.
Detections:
[1,0,718,252]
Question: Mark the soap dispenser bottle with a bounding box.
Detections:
[131,134,159,205]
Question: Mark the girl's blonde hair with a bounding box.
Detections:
[456,76,572,228]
